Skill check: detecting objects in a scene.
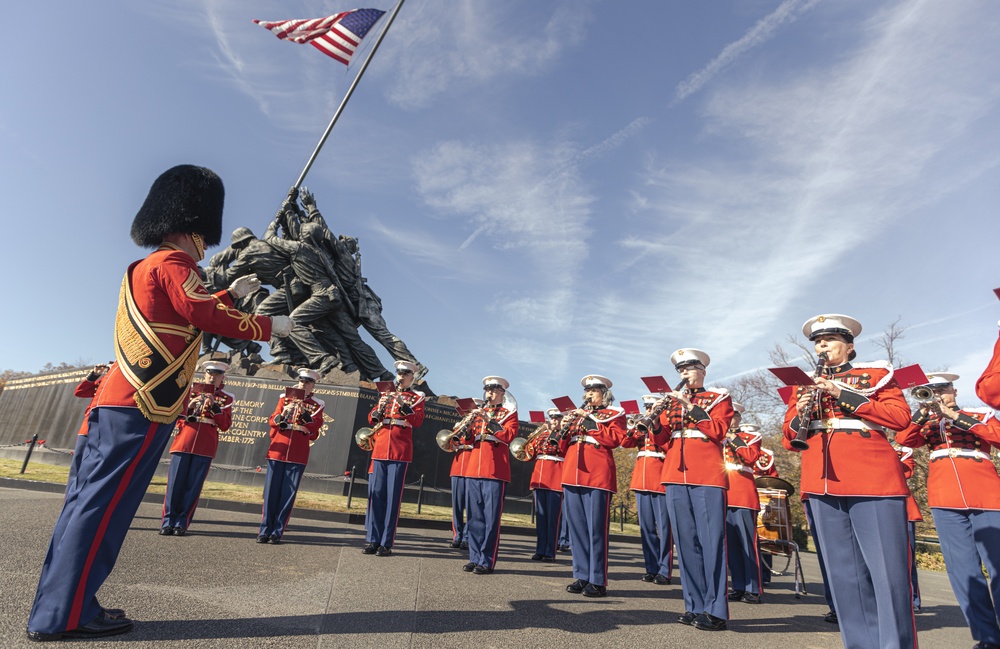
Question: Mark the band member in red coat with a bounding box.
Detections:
[521,408,565,562]
[27,165,289,642]
[725,405,763,604]
[893,443,923,613]
[560,375,627,598]
[896,372,1000,648]
[67,363,112,487]
[458,377,518,574]
[363,361,425,557]
[259,369,325,544]
[621,394,672,585]
[653,349,734,631]
[783,314,914,649]
[448,398,481,550]
[160,360,232,536]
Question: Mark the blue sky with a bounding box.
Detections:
[3,0,1000,411]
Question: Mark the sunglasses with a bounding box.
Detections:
[206,369,225,375]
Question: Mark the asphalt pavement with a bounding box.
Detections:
[0,483,976,648]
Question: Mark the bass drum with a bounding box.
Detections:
[756,488,792,556]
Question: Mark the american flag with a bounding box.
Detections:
[253,9,386,66]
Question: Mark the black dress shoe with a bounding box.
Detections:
[473,564,493,574]
[677,611,697,626]
[256,535,269,544]
[727,589,745,601]
[741,592,761,604]
[268,535,281,544]
[558,544,571,552]
[541,556,555,562]
[566,579,588,594]
[653,574,670,585]
[159,527,174,536]
[693,613,727,631]
[448,540,462,549]
[173,527,186,537]
[973,642,1000,649]
[362,542,378,555]
[376,546,392,557]
[27,614,135,641]
[641,572,655,582]
[462,562,476,572]
[460,541,469,550]
[530,553,544,561]
[101,607,127,620]
[823,610,838,624]
[583,583,607,598]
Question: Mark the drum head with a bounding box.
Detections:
[754,476,795,496]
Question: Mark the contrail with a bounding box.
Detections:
[672,0,823,105]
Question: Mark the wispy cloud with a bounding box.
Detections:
[380,1,596,109]
[673,0,823,104]
[618,1,1000,371]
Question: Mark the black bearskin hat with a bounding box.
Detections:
[130,165,225,248]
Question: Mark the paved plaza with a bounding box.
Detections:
[0,482,974,648]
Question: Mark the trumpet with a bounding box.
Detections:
[635,378,689,434]
[510,423,551,462]
[911,385,937,404]
[184,383,216,423]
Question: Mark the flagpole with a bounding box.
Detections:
[292,0,406,190]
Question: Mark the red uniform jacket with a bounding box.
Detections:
[169,387,234,458]
[896,408,1000,510]
[976,331,1000,409]
[266,395,324,465]
[366,388,426,465]
[621,427,667,494]
[450,447,472,477]
[524,425,565,492]
[96,245,272,410]
[559,406,627,492]
[460,404,518,482]
[753,448,778,478]
[724,429,763,510]
[654,388,734,489]
[73,373,108,437]
[782,361,911,497]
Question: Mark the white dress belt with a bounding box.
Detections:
[725,462,753,474]
[671,430,707,439]
[929,448,990,461]
[807,419,885,433]
[384,418,411,427]
[536,454,564,462]
[637,450,666,459]
[569,434,600,445]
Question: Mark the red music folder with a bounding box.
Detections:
[551,396,576,412]
[375,381,395,393]
[284,387,306,400]
[994,287,1000,301]
[455,397,478,415]
[894,364,929,389]
[640,376,671,393]
[768,366,817,386]
[620,399,640,415]
[777,385,795,403]
[529,410,546,423]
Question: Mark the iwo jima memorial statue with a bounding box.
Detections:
[0,2,536,510]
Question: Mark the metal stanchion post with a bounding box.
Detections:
[20,434,38,474]
[416,474,425,514]
[620,502,625,532]
[346,465,356,509]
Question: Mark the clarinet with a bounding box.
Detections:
[789,352,829,450]
[635,378,689,435]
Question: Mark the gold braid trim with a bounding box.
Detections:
[212,295,264,339]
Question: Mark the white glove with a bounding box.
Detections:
[271,315,294,338]
[229,274,261,299]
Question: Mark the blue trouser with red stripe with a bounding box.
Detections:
[28,407,173,634]
[533,488,562,558]
[365,460,408,548]
[635,490,673,578]
[932,507,1000,645]
[666,484,728,620]
[260,459,304,539]
[466,478,505,569]
[162,452,213,531]
[563,486,611,587]
[559,498,571,548]
[810,495,915,649]
[451,476,467,543]
[726,506,761,595]
[804,498,834,610]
